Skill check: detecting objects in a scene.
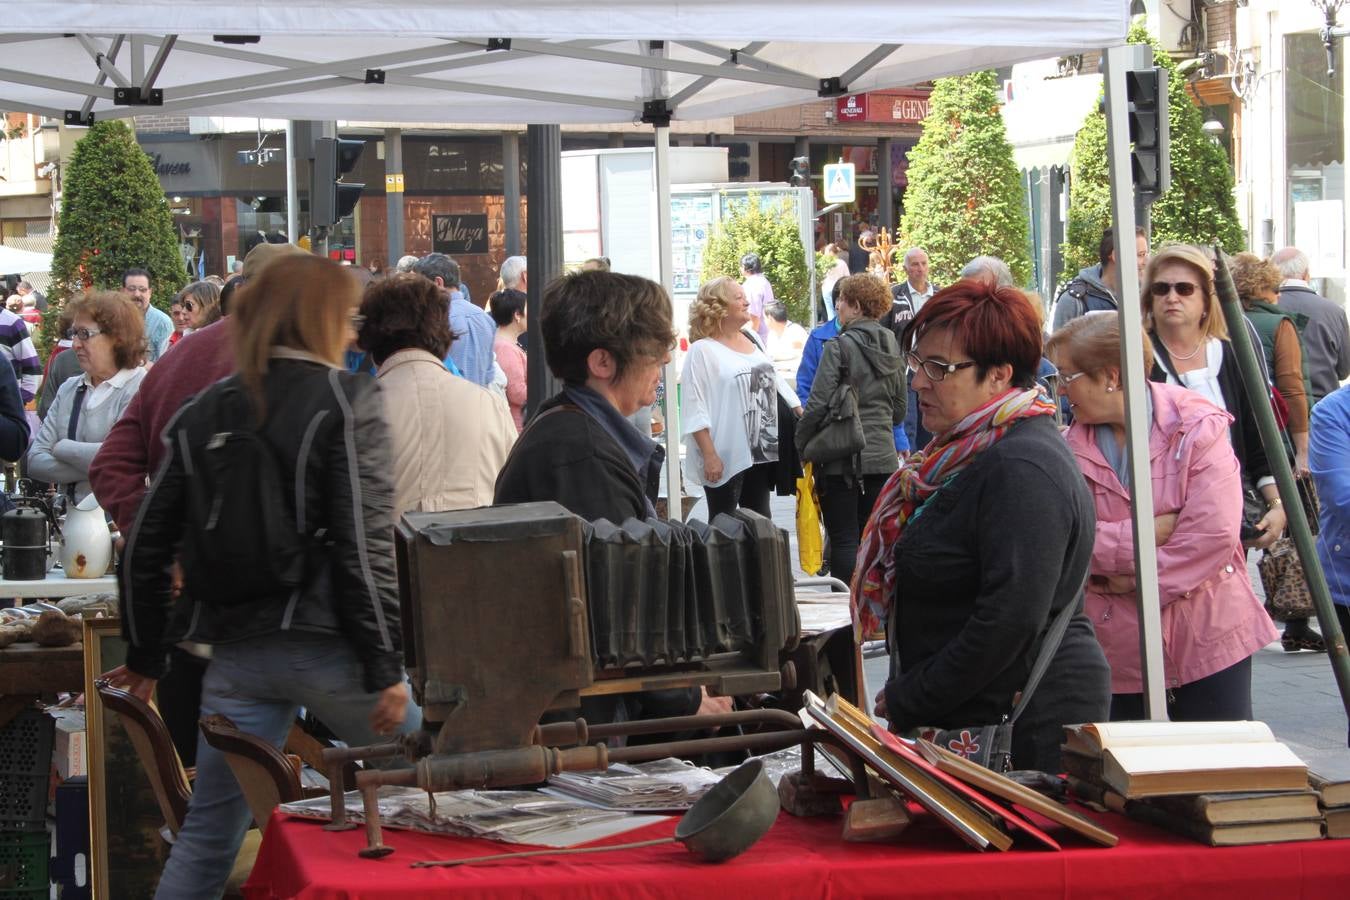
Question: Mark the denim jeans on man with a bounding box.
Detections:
[152,631,421,900]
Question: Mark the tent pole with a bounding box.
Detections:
[1103,43,1169,720]
[654,122,683,515]
[525,123,563,420]
[285,120,299,245]
[1212,253,1350,725]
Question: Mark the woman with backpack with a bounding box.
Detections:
[105,254,420,900]
[795,274,906,586]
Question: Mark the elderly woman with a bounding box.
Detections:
[1144,245,1286,553]
[360,273,516,515]
[489,288,529,433]
[681,275,801,520]
[1047,314,1277,721]
[860,279,1109,772]
[796,274,905,585]
[28,292,147,503]
[107,254,419,900]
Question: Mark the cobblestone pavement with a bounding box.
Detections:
[756,492,1350,778]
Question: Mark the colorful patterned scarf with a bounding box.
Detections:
[850,387,1057,641]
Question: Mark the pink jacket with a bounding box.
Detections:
[1065,381,1277,694]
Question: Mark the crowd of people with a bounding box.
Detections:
[0,224,1342,898]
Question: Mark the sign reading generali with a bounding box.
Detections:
[835,89,931,125]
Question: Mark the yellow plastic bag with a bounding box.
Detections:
[796,462,824,574]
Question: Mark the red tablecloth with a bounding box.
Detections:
[244,803,1350,900]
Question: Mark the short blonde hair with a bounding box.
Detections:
[1140,244,1228,341]
[1046,312,1154,380]
[689,276,737,342]
[1230,252,1282,308]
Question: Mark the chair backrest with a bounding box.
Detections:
[93,678,192,836]
[198,714,303,834]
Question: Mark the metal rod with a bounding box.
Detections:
[1211,250,1350,722]
[141,35,176,92]
[606,728,818,764]
[836,44,902,89]
[507,38,819,90]
[587,708,803,740]
[75,34,131,88]
[654,122,683,511]
[285,120,299,244]
[1102,42,1168,719]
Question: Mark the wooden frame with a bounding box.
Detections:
[83,617,172,899]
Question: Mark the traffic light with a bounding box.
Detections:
[789,156,810,187]
[1125,67,1170,201]
[310,137,365,228]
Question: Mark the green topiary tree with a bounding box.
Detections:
[701,192,813,325]
[898,70,1031,287]
[1062,24,1245,274]
[50,120,187,310]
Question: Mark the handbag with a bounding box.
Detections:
[800,333,866,466]
[1260,537,1314,621]
[913,586,1081,772]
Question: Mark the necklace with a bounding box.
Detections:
[1161,335,1205,361]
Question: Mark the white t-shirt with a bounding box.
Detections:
[766,321,809,383]
[679,338,801,487]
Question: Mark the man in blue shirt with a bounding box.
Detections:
[122,268,173,362]
[412,253,495,386]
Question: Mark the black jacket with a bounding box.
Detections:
[122,358,405,693]
[494,393,651,522]
[1148,334,1273,486]
[885,415,1109,770]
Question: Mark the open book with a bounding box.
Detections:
[1062,721,1307,799]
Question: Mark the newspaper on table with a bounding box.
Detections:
[541,757,723,812]
[281,785,668,848]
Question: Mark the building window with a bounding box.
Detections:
[1285,30,1346,302]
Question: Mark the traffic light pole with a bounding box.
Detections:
[1103,42,1168,721]
[385,128,405,266]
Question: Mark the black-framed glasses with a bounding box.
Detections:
[70,327,103,341]
[905,351,977,382]
[1148,280,1198,298]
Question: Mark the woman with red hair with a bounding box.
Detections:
[857,279,1109,772]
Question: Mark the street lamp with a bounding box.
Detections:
[1313,0,1346,76]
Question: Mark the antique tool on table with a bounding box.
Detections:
[323,502,862,858]
[412,758,778,868]
[1,497,56,581]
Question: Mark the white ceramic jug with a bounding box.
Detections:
[61,493,113,578]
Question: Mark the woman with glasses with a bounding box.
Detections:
[1143,244,1286,552]
[27,292,147,503]
[1048,313,1275,721]
[795,274,905,586]
[859,279,1108,772]
[178,280,223,333]
[681,275,801,520]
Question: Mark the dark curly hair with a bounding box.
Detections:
[357,272,454,366]
[542,271,674,384]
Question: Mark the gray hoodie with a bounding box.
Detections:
[1052,264,1118,331]
[795,317,907,477]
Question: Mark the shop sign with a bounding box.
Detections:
[145,151,190,176]
[836,94,868,122]
[834,90,931,126]
[889,94,930,124]
[432,213,489,254]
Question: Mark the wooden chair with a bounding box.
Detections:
[93,679,261,898]
[198,714,304,834]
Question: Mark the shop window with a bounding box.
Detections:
[1285,31,1346,302]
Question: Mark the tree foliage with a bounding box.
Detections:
[51,120,186,308]
[898,70,1031,287]
[701,192,813,325]
[1063,24,1245,273]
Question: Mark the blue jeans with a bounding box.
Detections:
[153,631,422,900]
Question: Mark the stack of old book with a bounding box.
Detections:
[1062,721,1323,846]
[1311,771,1350,839]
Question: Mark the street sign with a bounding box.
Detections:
[822,162,856,204]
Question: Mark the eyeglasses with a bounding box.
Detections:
[1058,369,1090,387]
[1148,280,1199,298]
[905,351,977,382]
[69,327,103,341]
[349,313,366,331]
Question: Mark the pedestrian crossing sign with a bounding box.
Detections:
[823,162,856,203]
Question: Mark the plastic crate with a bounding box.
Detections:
[0,829,48,898]
[0,710,55,830]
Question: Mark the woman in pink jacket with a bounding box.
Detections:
[1047,313,1276,720]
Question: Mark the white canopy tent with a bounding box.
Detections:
[0,4,1182,715]
[0,246,53,274]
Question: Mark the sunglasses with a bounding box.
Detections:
[1148,280,1199,298]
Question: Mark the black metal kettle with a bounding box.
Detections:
[1,497,51,581]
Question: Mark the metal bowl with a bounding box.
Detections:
[673,758,778,862]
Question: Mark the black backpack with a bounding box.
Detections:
[178,378,309,607]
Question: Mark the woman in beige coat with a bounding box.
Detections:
[359,274,516,515]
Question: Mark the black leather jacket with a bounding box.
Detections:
[122,357,405,693]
